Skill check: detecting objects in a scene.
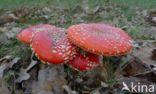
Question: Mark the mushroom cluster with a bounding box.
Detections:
[17,23,133,71]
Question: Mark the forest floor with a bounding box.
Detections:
[0,0,156,94]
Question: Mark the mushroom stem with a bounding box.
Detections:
[31,52,34,61]
[102,62,110,81]
[97,56,113,81]
[94,62,110,82]
[99,55,103,66]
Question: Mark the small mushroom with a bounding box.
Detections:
[67,23,133,56]
[17,24,56,44]
[67,52,100,71]
[31,27,77,64]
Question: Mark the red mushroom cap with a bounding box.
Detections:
[17,24,56,44]
[31,27,77,64]
[67,52,100,71]
[67,23,133,56]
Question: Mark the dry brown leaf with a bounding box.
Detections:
[122,60,147,76]
[0,55,11,62]
[0,13,18,25]
[148,10,156,26]
[132,41,156,66]
[151,49,156,60]
[32,64,66,94]
[0,27,7,32]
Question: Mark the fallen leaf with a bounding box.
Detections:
[0,85,10,94]
[122,60,147,76]
[147,10,156,26]
[15,68,30,83]
[32,64,66,94]
[132,40,156,66]
[101,81,108,88]
[0,27,7,32]
[0,56,19,78]
[134,71,156,83]
[16,60,37,82]
[0,55,11,62]
[9,57,20,68]
[0,12,18,25]
[0,64,7,78]
[152,17,156,23]
[63,85,78,94]
[0,32,9,45]
[151,49,156,60]
[5,27,21,39]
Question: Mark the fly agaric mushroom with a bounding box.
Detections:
[67,52,100,71]
[31,27,77,64]
[67,23,133,56]
[17,24,56,44]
